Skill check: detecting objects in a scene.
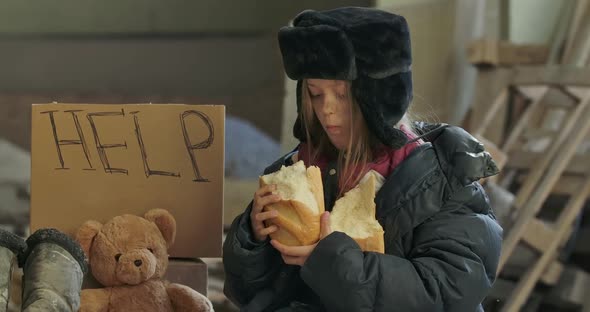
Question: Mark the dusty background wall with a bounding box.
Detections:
[0,36,285,150]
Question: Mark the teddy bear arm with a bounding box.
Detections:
[79,288,111,312]
[166,283,213,312]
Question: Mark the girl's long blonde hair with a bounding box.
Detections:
[300,79,415,196]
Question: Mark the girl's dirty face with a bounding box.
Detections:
[307,79,354,150]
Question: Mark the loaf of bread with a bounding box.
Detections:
[259,160,385,253]
[331,172,385,253]
[259,161,325,246]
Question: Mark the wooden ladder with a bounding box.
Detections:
[473,67,590,311]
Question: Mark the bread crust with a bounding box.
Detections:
[259,165,325,246]
[352,231,385,253]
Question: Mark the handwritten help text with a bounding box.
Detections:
[41,109,214,182]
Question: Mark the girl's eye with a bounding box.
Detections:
[311,93,321,98]
[337,93,347,100]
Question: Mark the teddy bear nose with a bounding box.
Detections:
[134,260,143,267]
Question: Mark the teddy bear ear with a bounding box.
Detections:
[144,209,177,248]
[75,220,103,261]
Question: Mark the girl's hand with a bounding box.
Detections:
[250,184,281,242]
[271,211,332,266]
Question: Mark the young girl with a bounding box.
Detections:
[223,7,502,312]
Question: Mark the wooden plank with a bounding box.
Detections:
[467,39,548,66]
[562,0,590,63]
[499,0,510,40]
[516,173,585,196]
[507,152,588,175]
[522,219,556,252]
[512,66,590,86]
[563,2,590,66]
[522,218,574,252]
[480,0,507,40]
[499,102,590,271]
[547,0,577,64]
[501,175,590,312]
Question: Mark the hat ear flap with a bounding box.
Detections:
[352,72,412,148]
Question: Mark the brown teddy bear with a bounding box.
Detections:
[75,208,213,312]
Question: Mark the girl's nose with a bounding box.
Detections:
[321,96,337,115]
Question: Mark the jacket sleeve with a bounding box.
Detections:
[300,186,503,312]
[222,202,282,306]
[222,151,299,307]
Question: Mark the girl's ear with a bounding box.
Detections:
[144,209,177,247]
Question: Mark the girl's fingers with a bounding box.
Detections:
[254,184,277,199]
[255,210,279,222]
[320,211,332,238]
[256,194,281,209]
[258,225,278,237]
[271,240,315,257]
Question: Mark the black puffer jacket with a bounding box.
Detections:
[223,124,503,312]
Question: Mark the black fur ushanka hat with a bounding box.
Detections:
[278,7,413,149]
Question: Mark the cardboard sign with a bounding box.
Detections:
[31,104,224,258]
